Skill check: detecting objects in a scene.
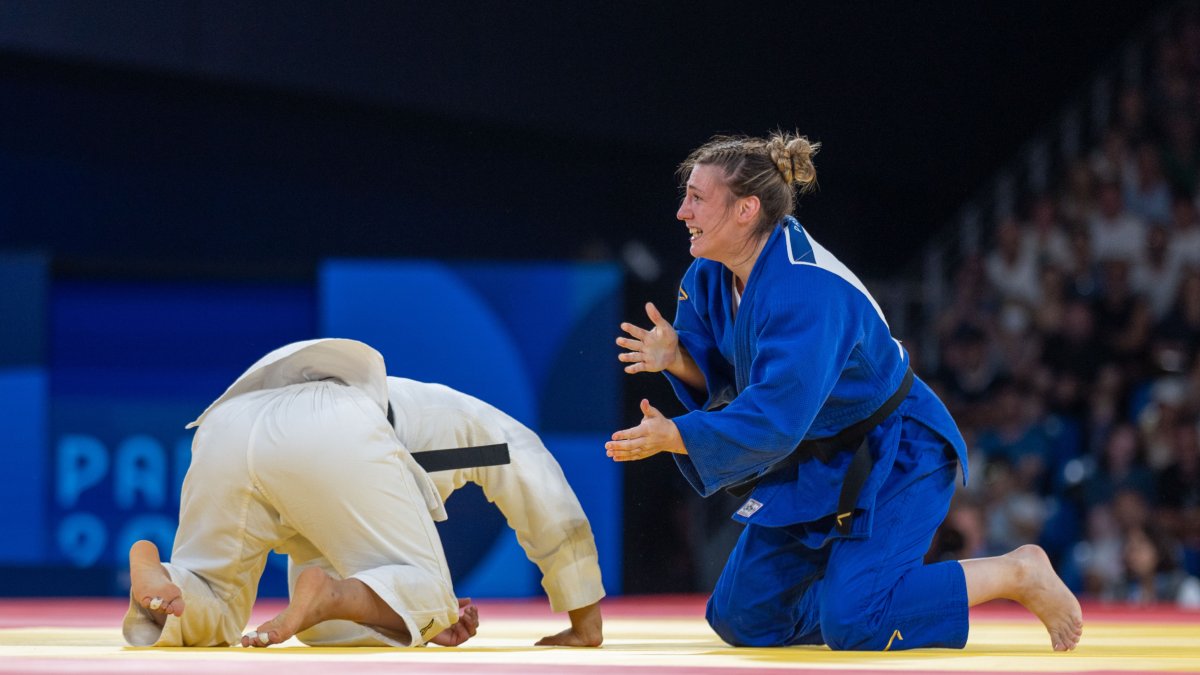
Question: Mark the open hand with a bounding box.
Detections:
[605,399,686,461]
[617,302,680,374]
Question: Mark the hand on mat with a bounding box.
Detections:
[430,597,478,647]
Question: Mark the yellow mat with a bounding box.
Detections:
[2,614,1198,673]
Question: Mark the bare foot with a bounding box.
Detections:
[243,566,338,647]
[535,601,603,647]
[1009,545,1083,651]
[430,598,479,647]
[129,540,184,624]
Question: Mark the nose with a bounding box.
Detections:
[677,200,691,221]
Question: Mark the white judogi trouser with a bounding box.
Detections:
[122,379,458,647]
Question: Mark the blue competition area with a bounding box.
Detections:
[0,253,622,598]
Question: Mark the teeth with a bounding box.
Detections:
[688,228,702,240]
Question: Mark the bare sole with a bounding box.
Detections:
[128,540,184,622]
[1011,545,1084,651]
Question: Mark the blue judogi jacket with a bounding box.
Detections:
[666,217,968,543]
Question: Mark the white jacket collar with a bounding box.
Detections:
[186,338,389,429]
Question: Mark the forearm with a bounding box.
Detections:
[665,344,706,392]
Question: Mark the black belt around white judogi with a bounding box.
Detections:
[386,402,512,472]
[725,367,915,535]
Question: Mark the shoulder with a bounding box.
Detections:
[678,257,726,303]
[764,221,860,295]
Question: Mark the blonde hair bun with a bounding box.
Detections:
[767,132,820,192]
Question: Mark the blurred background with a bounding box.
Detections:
[1,0,1198,608]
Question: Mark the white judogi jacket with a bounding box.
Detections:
[187,338,447,520]
[387,376,605,613]
[193,338,605,615]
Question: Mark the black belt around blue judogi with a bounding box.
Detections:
[726,367,915,535]
[386,402,512,472]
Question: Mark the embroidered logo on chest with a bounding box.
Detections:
[736,498,763,517]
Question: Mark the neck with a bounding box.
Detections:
[727,232,769,289]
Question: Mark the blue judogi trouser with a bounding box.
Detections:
[707,419,969,651]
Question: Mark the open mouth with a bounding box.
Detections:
[688,227,702,241]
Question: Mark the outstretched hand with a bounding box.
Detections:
[617,302,681,374]
[605,399,686,461]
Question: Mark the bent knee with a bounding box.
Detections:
[819,601,892,651]
[821,614,896,651]
[707,613,788,647]
[706,598,787,647]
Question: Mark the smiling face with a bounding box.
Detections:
[677,163,756,266]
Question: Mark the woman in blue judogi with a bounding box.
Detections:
[607,132,1083,651]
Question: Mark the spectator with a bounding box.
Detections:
[935,324,1001,428]
[1063,226,1102,299]
[975,379,1052,495]
[1168,191,1200,271]
[1084,424,1157,510]
[1033,265,1069,335]
[1154,269,1200,374]
[1114,86,1152,145]
[1139,378,1191,470]
[982,459,1048,557]
[1123,141,1174,226]
[1154,419,1200,527]
[985,216,1041,308]
[929,496,989,563]
[1089,127,1132,185]
[1060,160,1098,227]
[1105,524,1200,608]
[1131,224,1182,320]
[1022,193,1073,270]
[1089,179,1147,265]
[1161,112,1199,194]
[1092,259,1153,377]
[1073,504,1124,598]
[1041,298,1105,389]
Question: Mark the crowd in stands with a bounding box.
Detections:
[925,5,1200,608]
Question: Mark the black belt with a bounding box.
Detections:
[726,367,914,535]
[387,402,512,472]
[412,442,511,473]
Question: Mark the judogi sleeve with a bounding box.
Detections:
[665,266,736,411]
[413,406,605,613]
[672,287,858,496]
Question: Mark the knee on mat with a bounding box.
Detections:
[820,607,889,651]
[705,599,786,647]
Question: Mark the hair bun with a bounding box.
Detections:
[767,132,820,191]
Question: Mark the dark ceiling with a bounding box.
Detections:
[0,1,1176,277]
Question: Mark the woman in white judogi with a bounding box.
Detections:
[123,338,604,648]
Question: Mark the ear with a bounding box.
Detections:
[735,195,761,225]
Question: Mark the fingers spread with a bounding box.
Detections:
[620,322,648,340]
[646,302,673,329]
